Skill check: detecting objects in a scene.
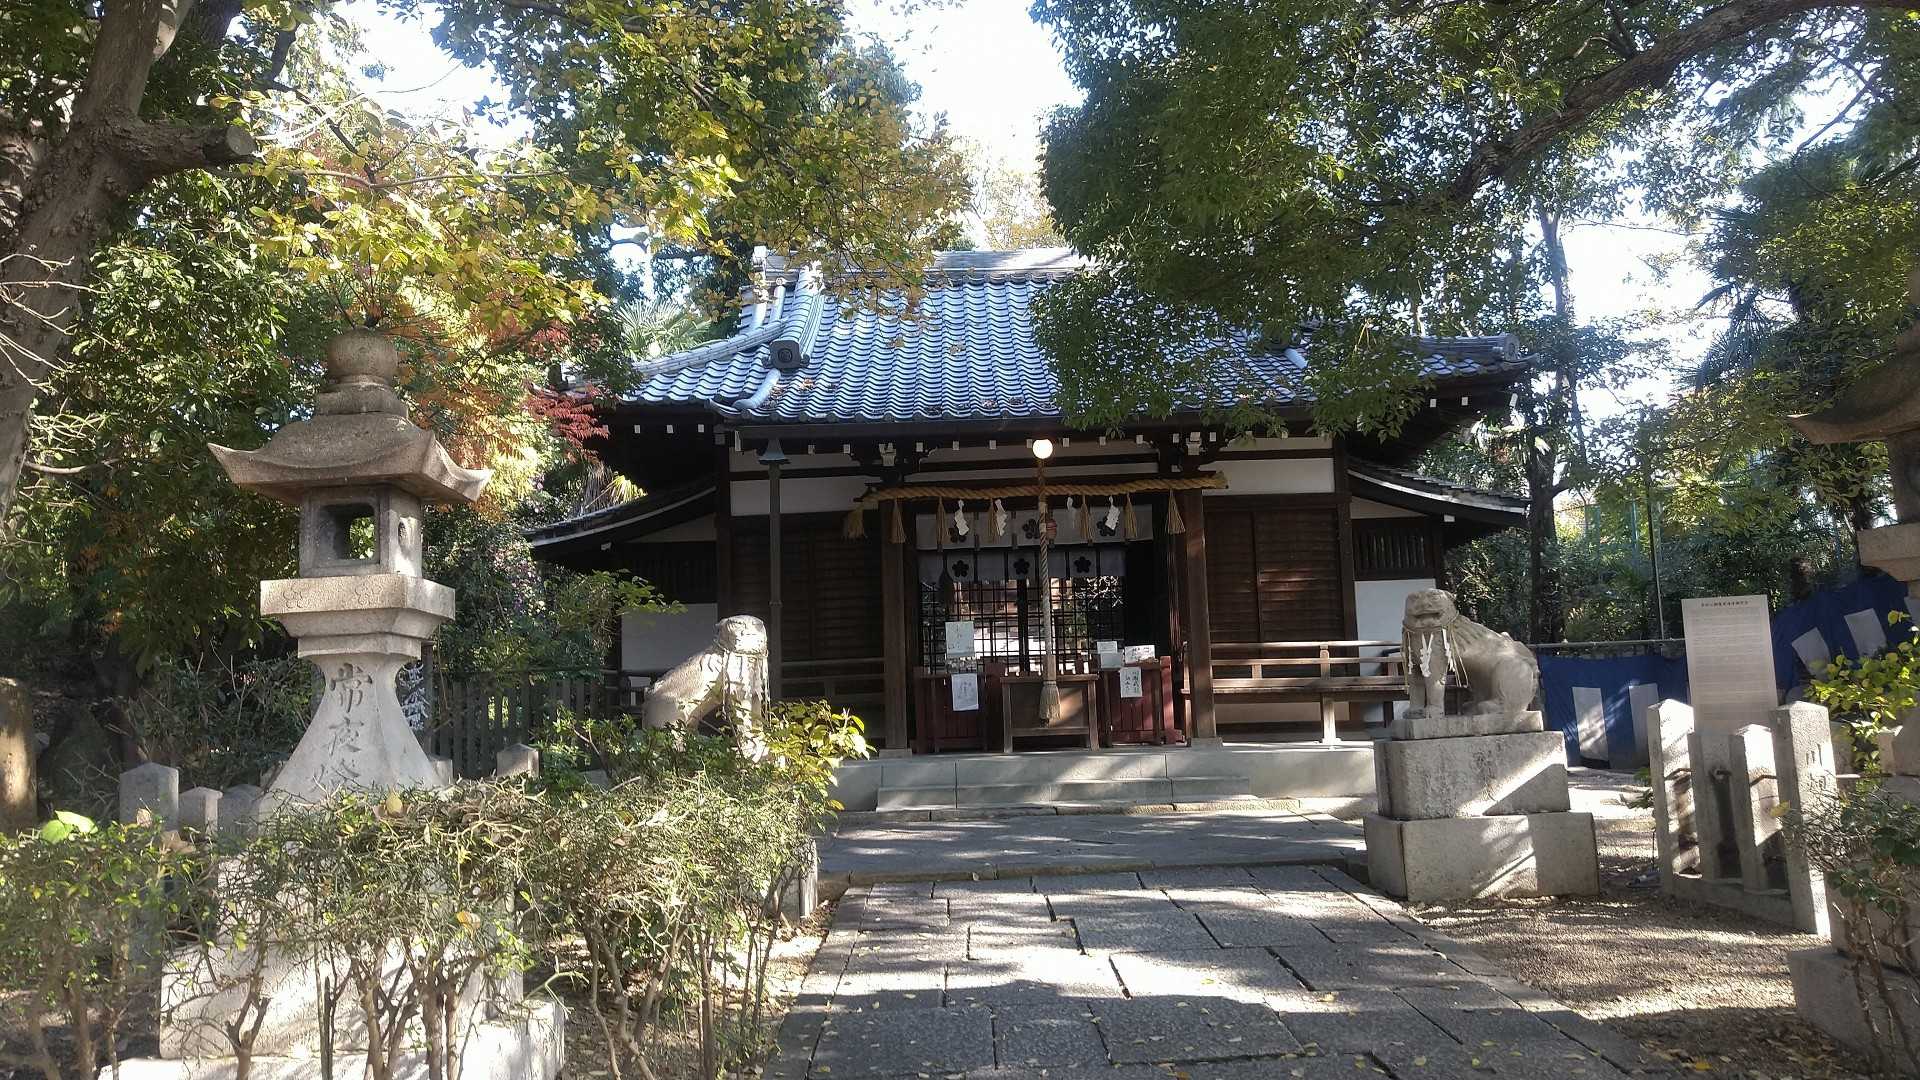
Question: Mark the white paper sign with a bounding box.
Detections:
[950,672,979,712]
[944,620,977,659]
[1681,595,1778,734]
[1118,665,1144,699]
[1096,640,1119,656]
[1123,645,1156,664]
[1098,651,1124,670]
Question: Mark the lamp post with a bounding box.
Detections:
[1032,437,1061,723]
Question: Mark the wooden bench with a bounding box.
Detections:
[1203,640,1407,742]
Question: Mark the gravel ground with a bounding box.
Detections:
[1405,772,1882,1079]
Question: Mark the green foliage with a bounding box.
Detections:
[1811,611,1920,735]
[0,815,191,1080]
[2,170,332,670]
[0,700,863,1079]
[426,507,677,674]
[759,699,871,807]
[1028,0,1919,434]
[121,655,314,791]
[517,722,858,1077]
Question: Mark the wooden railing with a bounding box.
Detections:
[1200,640,1408,741]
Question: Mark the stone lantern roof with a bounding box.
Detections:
[210,329,489,505]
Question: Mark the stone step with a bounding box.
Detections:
[875,773,1252,811]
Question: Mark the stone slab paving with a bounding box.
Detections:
[821,807,1364,890]
[768,863,1674,1080]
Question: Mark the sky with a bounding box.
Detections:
[354,0,1708,411]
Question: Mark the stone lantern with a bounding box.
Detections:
[211,329,488,805]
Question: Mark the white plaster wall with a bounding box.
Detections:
[1350,498,1423,519]
[622,603,719,672]
[730,474,875,516]
[1206,456,1335,495]
[1356,578,1435,641]
[1355,577,1435,721]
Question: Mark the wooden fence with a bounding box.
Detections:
[424,656,888,777]
[425,668,661,779]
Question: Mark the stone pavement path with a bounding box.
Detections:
[769,865,1673,1080]
[821,807,1366,890]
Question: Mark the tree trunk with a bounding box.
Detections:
[1526,207,1578,645]
[0,0,254,532]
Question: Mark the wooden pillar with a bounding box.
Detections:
[1164,497,1186,734]
[1178,488,1218,742]
[765,445,785,702]
[880,521,911,752]
[1332,437,1359,639]
[715,442,735,615]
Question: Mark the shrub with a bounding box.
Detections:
[248,786,533,1080]
[1789,786,1920,1074]
[0,813,191,1080]
[1808,610,1920,744]
[125,655,313,790]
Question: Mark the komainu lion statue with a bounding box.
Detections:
[642,615,770,758]
[1401,589,1538,721]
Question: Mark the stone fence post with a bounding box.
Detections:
[0,678,32,834]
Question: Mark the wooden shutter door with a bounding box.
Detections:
[1205,500,1345,642]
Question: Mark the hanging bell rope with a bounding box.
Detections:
[842,472,1226,542]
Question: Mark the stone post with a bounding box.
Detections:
[179,787,221,837]
[120,762,180,831]
[496,743,539,779]
[1728,724,1781,894]
[0,678,33,834]
[1773,701,1836,935]
[1647,699,1698,885]
[1686,730,1738,881]
[219,784,263,837]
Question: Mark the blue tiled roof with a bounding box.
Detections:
[623,249,1529,424]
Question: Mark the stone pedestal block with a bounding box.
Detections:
[1364,812,1600,902]
[1789,946,1920,1063]
[1387,709,1545,741]
[105,998,563,1080]
[0,678,32,835]
[1371,729,1569,819]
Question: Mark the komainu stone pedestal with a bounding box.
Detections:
[1367,716,1598,903]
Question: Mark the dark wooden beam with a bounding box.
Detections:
[1178,487,1217,743]
[714,443,734,615]
[880,522,911,752]
[1333,438,1359,640]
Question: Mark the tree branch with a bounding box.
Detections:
[118,119,258,181]
[1445,0,1920,202]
